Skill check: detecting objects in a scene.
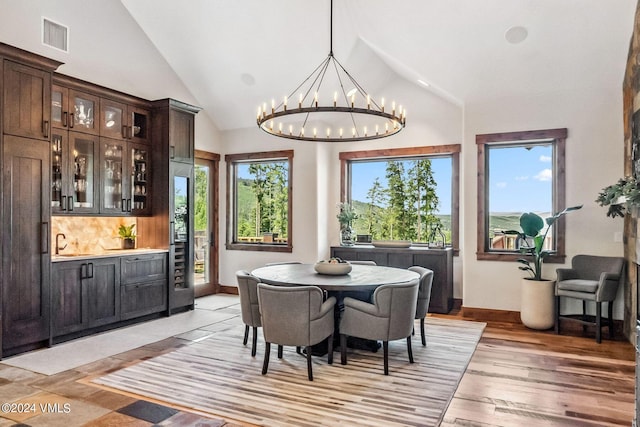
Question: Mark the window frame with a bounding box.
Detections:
[339,145,460,253]
[225,150,294,253]
[476,128,567,262]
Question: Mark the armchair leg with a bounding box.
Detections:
[420,318,426,346]
[554,295,560,334]
[307,347,313,381]
[243,325,249,345]
[406,336,414,363]
[608,301,614,339]
[340,334,347,365]
[327,332,334,365]
[262,342,271,375]
[596,302,602,344]
[383,341,389,375]
[277,345,284,359]
[582,300,588,333]
[251,326,258,357]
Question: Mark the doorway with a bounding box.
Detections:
[194,150,220,297]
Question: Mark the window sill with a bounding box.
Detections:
[476,251,565,264]
[226,242,292,253]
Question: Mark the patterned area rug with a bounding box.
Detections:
[93,317,485,427]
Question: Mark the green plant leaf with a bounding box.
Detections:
[519,212,544,237]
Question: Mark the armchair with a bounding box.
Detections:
[408,266,434,346]
[235,270,262,356]
[555,255,624,343]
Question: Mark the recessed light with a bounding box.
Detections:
[505,26,528,44]
[241,73,256,86]
[417,79,430,87]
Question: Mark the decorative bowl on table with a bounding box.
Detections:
[372,239,412,248]
[314,258,352,275]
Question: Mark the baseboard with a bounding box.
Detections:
[461,306,521,323]
[217,285,238,295]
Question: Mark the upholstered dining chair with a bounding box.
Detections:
[555,255,625,343]
[257,283,336,381]
[339,279,419,375]
[408,266,434,346]
[235,270,262,357]
[346,260,377,265]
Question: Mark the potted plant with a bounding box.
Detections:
[337,202,358,246]
[595,176,640,218]
[506,205,582,329]
[118,223,136,249]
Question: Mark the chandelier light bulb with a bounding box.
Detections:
[289,124,293,135]
[299,93,303,108]
[339,128,343,137]
[381,97,385,112]
[284,96,288,111]
[367,94,370,109]
[326,128,331,137]
[334,91,337,107]
[278,122,283,133]
[313,127,317,138]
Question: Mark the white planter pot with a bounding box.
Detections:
[520,278,556,330]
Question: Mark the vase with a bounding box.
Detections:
[520,278,556,330]
[122,238,135,249]
[340,225,354,246]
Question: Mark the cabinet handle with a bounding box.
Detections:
[127,199,132,212]
[69,113,74,128]
[62,112,68,128]
[41,222,49,254]
[129,126,133,139]
[122,125,127,139]
[68,196,74,211]
[170,221,175,245]
[170,145,175,159]
[43,120,49,138]
[61,195,67,211]
[87,262,94,279]
[80,263,87,280]
[121,198,127,212]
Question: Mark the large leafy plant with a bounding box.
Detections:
[595,176,640,218]
[506,205,582,280]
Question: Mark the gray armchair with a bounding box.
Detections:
[257,283,336,381]
[409,266,434,346]
[236,270,262,356]
[555,255,624,343]
[339,280,419,375]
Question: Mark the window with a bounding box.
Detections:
[476,128,567,262]
[225,150,293,252]
[340,145,460,250]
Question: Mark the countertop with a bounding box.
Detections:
[51,248,169,262]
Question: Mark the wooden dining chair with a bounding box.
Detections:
[235,270,262,357]
[408,266,434,346]
[339,279,419,375]
[257,283,336,381]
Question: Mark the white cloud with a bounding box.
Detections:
[496,182,507,188]
[539,155,552,163]
[534,168,552,181]
[514,176,528,181]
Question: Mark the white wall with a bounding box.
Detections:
[462,85,626,317]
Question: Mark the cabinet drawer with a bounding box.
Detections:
[121,280,167,320]
[121,253,167,284]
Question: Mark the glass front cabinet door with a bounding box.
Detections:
[100,139,125,214]
[130,143,150,215]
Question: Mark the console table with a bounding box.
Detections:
[330,246,453,313]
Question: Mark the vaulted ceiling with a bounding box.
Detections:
[119,0,635,133]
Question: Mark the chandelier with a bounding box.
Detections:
[256,0,406,142]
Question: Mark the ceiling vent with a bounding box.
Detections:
[42,17,68,52]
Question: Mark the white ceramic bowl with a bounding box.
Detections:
[314,261,352,275]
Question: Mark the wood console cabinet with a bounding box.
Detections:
[120,253,168,320]
[331,246,454,313]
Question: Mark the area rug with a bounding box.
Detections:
[92,317,485,427]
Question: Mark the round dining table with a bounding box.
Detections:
[251,262,420,292]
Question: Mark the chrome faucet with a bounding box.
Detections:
[55,233,67,255]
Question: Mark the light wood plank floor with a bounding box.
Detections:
[0,296,634,426]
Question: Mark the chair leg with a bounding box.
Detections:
[582,300,588,333]
[608,301,614,339]
[307,346,313,381]
[277,345,284,359]
[412,325,415,336]
[262,342,271,375]
[243,325,249,345]
[406,336,414,363]
[296,346,302,354]
[596,302,602,344]
[420,318,426,346]
[554,295,560,335]
[383,341,389,375]
[340,334,347,365]
[251,326,258,357]
[327,332,334,365]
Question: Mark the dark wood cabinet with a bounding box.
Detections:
[3,60,51,141]
[169,107,195,162]
[51,258,120,337]
[120,253,168,320]
[331,246,454,313]
[2,136,51,353]
[99,98,150,144]
[51,85,100,135]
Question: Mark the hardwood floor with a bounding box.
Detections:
[0,297,634,426]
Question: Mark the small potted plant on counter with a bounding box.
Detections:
[118,224,136,249]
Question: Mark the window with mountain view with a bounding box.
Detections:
[340,146,460,249]
[476,128,567,262]
[225,150,293,252]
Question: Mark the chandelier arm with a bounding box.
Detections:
[279,55,332,110]
[332,55,383,110]
[328,57,360,135]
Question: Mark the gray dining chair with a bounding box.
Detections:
[257,283,336,381]
[408,266,434,346]
[339,279,419,375]
[236,270,262,357]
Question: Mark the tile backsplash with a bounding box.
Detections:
[51,216,138,254]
